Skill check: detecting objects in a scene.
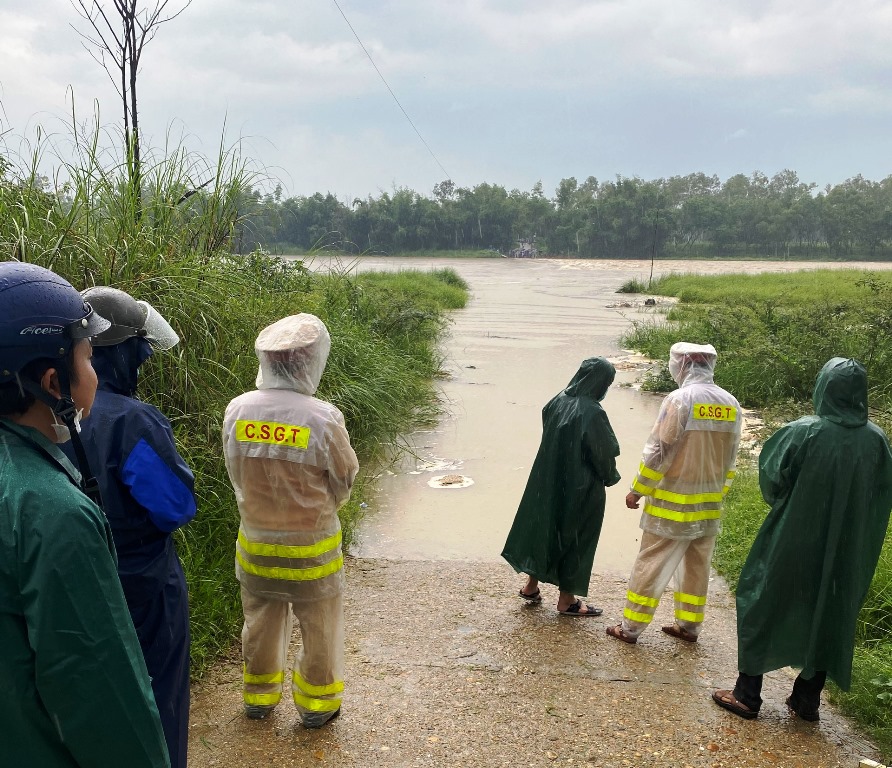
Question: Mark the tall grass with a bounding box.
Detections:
[622,270,892,422]
[1,123,468,674]
[626,270,892,755]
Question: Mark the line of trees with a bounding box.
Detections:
[235,171,892,260]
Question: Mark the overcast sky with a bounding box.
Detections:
[1,0,891,201]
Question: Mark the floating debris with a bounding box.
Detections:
[428,474,475,489]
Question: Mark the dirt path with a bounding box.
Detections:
[188,559,879,768]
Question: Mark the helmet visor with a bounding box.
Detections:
[138,301,180,350]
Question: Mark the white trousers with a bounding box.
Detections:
[621,531,716,639]
[240,585,344,715]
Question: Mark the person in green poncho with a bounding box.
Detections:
[501,357,621,616]
[0,263,170,767]
[713,357,892,722]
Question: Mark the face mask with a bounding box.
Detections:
[51,408,84,443]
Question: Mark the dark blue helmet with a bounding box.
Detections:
[0,262,110,383]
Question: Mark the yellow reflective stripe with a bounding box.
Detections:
[675,609,705,623]
[243,667,285,685]
[237,550,344,581]
[674,591,707,606]
[293,671,344,697]
[238,530,342,559]
[643,501,722,523]
[638,463,664,482]
[631,479,655,496]
[243,691,282,706]
[623,608,654,624]
[626,590,659,608]
[726,470,736,479]
[651,488,724,505]
[292,691,342,712]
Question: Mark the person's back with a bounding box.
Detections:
[502,356,621,616]
[737,357,892,689]
[608,342,742,645]
[632,349,741,541]
[222,314,358,727]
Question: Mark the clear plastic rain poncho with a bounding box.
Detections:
[223,314,359,602]
[630,343,743,540]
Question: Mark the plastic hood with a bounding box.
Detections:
[255,314,331,395]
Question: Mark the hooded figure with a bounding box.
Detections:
[62,286,195,768]
[714,358,892,722]
[607,342,742,644]
[501,357,621,616]
[222,314,359,728]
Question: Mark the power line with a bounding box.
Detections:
[329,0,451,182]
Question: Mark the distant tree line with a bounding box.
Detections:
[234,171,892,260]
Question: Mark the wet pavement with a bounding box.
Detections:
[188,559,879,767]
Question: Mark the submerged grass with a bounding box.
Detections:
[1,124,468,675]
[625,269,892,756]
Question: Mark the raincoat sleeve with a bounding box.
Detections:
[22,495,170,767]
[325,412,359,508]
[120,410,197,532]
[584,408,622,487]
[758,421,807,507]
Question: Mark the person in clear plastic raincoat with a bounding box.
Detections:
[0,263,169,767]
[713,358,892,722]
[223,314,358,728]
[501,357,622,616]
[62,287,195,768]
[607,342,742,644]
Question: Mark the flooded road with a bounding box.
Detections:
[187,256,891,768]
[312,257,892,573]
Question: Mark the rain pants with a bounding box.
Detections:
[223,315,359,718]
[63,338,196,768]
[0,419,169,768]
[621,343,742,638]
[736,357,892,689]
[501,357,621,596]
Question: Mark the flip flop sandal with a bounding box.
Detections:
[712,690,758,720]
[661,624,698,643]
[518,588,542,604]
[606,624,637,644]
[558,599,602,617]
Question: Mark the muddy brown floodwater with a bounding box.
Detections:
[349,257,892,573]
[188,257,892,768]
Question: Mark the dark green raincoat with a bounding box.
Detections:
[501,357,621,595]
[736,358,892,689]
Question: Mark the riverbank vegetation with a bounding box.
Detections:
[622,270,892,754]
[0,135,468,674]
[236,171,892,261]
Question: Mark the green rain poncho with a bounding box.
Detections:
[736,358,892,689]
[501,357,621,596]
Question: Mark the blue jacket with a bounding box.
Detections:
[65,339,196,604]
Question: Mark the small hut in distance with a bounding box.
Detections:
[509,236,539,258]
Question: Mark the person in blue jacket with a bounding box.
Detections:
[62,286,196,768]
